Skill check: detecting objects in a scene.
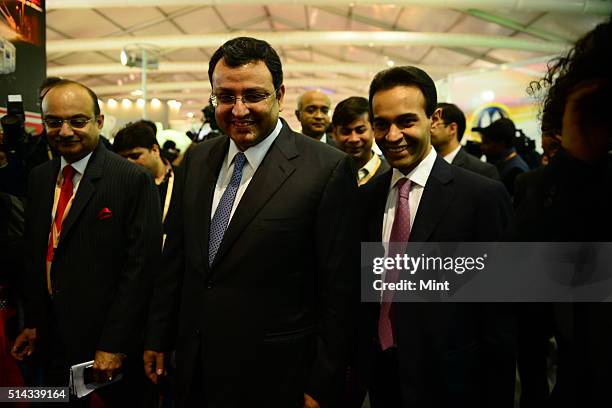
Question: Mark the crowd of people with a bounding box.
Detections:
[0,14,610,408]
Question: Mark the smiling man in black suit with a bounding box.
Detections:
[358,66,515,408]
[12,79,162,404]
[145,37,358,408]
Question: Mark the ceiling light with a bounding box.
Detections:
[107,98,117,108]
[481,90,495,102]
[136,98,145,108]
[167,99,182,110]
[120,45,160,69]
[122,98,132,108]
[151,98,162,108]
[120,49,128,66]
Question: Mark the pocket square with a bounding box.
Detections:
[97,207,113,220]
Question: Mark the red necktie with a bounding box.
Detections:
[379,178,411,350]
[46,165,75,295]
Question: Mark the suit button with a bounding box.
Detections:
[206,281,213,289]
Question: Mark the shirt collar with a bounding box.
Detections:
[389,146,436,190]
[60,150,93,175]
[226,118,282,172]
[361,151,380,174]
[443,144,462,164]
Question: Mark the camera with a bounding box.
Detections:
[0,95,29,154]
[186,105,223,142]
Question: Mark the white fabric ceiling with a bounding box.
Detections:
[45,0,611,116]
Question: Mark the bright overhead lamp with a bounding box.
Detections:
[120,44,160,69]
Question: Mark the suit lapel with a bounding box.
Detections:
[40,159,61,240]
[451,148,467,168]
[211,125,297,268]
[59,143,105,243]
[410,156,454,242]
[197,137,229,273]
[365,170,392,242]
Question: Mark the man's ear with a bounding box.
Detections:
[277,84,286,112]
[331,126,338,142]
[96,114,105,130]
[152,144,161,156]
[430,108,443,126]
[448,122,458,138]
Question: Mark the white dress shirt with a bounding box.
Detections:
[59,151,92,195]
[211,119,283,222]
[359,151,380,181]
[442,144,461,164]
[381,147,437,246]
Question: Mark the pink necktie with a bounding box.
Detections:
[379,178,411,350]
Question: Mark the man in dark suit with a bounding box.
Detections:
[430,102,500,180]
[145,37,357,408]
[359,66,515,408]
[331,96,390,186]
[475,117,529,196]
[11,80,162,403]
[295,89,335,146]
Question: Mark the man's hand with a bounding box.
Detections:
[143,350,165,384]
[93,350,125,383]
[304,393,320,408]
[11,328,36,360]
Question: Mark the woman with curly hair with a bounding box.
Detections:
[514,15,612,408]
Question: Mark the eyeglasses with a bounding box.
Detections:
[209,88,279,108]
[43,117,95,129]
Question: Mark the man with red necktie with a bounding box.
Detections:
[12,79,161,405]
[357,66,515,408]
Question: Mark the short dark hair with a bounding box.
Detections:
[113,122,159,153]
[332,96,369,128]
[476,118,516,147]
[369,66,437,118]
[437,102,466,142]
[208,37,283,90]
[38,76,63,100]
[41,79,101,116]
[138,119,158,136]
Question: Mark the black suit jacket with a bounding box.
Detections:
[359,155,515,408]
[23,142,162,367]
[153,121,358,407]
[452,147,500,181]
[509,151,612,407]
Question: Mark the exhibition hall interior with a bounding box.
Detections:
[1,1,612,407]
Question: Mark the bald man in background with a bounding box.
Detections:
[295,90,334,146]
